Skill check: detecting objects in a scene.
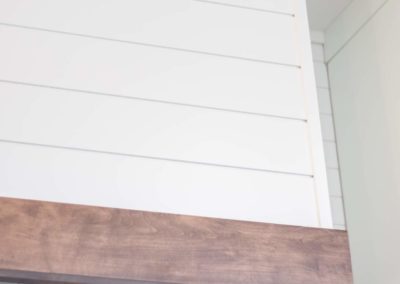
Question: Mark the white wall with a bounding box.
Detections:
[326,0,400,282]
[310,34,346,230]
[0,0,332,228]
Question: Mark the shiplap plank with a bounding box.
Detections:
[311,41,346,230]
[314,62,330,88]
[0,26,305,119]
[327,168,343,197]
[324,141,339,169]
[320,114,336,141]
[331,196,346,226]
[0,83,312,175]
[317,88,332,114]
[0,0,297,64]
[0,142,318,226]
[311,43,325,62]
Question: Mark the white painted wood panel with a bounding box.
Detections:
[292,2,332,228]
[320,114,336,141]
[324,141,339,168]
[311,40,345,230]
[311,43,325,62]
[327,169,342,197]
[195,0,293,13]
[0,0,333,228]
[317,88,332,114]
[0,141,319,227]
[330,196,346,226]
[0,26,305,119]
[0,83,312,175]
[313,62,329,88]
[0,0,298,64]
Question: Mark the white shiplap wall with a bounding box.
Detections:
[0,0,332,228]
[311,34,346,230]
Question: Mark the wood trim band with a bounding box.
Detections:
[0,197,352,283]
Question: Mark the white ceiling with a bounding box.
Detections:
[306,0,353,31]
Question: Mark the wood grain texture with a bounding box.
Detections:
[0,197,352,284]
